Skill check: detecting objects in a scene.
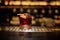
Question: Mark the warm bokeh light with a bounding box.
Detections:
[54,20,60,24]
[54,15,58,19]
[9,1,13,5]
[33,9,38,13]
[27,9,31,13]
[5,1,48,6]
[49,9,52,14]
[13,8,16,13]
[10,16,19,25]
[12,1,21,5]
[50,1,60,6]
[32,20,36,24]
[31,16,34,20]
[22,1,30,5]
[39,1,48,5]
[20,8,23,12]
[0,0,1,3]
[5,1,21,5]
[5,27,9,31]
[55,9,59,14]
[50,1,56,6]
[56,1,60,6]
[5,1,8,5]
[41,9,45,14]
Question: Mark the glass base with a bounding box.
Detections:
[20,25,31,30]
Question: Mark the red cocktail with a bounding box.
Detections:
[17,13,31,30]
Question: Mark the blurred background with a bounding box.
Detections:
[0,0,60,40]
[0,0,60,26]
